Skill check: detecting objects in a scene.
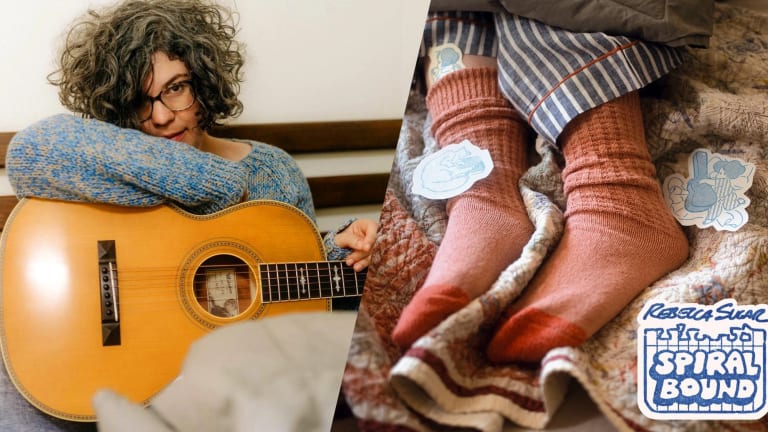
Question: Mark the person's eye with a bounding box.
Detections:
[166,83,184,94]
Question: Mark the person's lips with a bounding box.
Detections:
[165,130,186,142]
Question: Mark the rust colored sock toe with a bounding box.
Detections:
[486,307,587,363]
[392,284,471,348]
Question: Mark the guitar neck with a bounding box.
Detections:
[259,261,367,304]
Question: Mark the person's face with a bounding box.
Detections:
[139,51,205,149]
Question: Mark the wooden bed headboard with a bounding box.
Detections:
[0,119,401,232]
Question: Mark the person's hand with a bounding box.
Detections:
[334,219,378,271]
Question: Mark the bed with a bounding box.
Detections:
[341,3,768,431]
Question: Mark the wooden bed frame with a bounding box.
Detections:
[0,119,401,232]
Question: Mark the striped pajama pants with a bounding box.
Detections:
[420,11,684,144]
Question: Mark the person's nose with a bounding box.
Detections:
[149,100,175,126]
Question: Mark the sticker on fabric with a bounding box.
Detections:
[428,43,466,84]
[663,149,755,231]
[637,299,768,420]
[412,139,493,200]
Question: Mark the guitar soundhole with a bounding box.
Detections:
[192,255,257,318]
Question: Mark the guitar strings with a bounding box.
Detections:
[100,262,365,305]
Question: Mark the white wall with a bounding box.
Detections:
[0,0,428,129]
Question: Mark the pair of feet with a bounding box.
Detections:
[391,209,689,364]
[390,69,689,363]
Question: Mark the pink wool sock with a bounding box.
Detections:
[392,68,534,348]
[486,92,690,363]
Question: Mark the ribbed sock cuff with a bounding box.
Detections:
[426,68,504,114]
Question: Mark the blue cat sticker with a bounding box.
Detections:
[663,149,755,231]
[412,140,493,200]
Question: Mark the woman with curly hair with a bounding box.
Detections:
[2,0,376,430]
[8,0,376,262]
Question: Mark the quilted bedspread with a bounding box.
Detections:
[342,3,768,432]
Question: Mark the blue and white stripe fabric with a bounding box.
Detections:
[419,12,498,58]
[494,14,684,143]
[421,11,685,144]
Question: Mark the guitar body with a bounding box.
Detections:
[0,198,331,421]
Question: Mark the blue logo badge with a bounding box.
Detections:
[637,299,768,419]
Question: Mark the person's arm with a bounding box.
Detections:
[7,114,248,214]
[234,141,378,270]
[329,219,379,271]
[323,220,355,262]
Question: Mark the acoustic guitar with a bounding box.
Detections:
[0,198,366,421]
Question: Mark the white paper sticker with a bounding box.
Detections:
[428,43,466,85]
[412,139,494,200]
[663,149,755,231]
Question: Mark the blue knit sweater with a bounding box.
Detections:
[7,114,350,260]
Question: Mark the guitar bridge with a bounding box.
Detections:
[97,240,121,346]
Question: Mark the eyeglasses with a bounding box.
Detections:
[138,80,196,122]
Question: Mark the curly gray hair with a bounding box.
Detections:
[49,0,245,130]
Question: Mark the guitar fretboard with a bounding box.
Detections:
[260,261,367,303]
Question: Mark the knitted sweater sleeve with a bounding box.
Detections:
[7,113,353,260]
[7,114,248,214]
[238,143,353,261]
